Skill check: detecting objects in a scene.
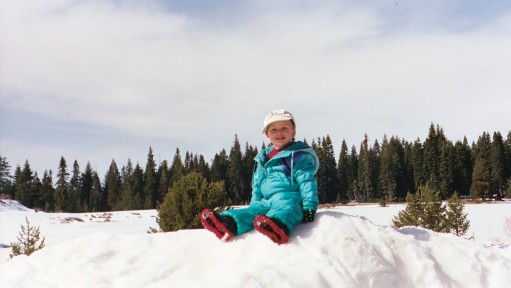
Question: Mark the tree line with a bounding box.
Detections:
[1,124,510,213]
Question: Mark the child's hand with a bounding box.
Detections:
[302,209,315,222]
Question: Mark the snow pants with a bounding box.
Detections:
[220,192,304,235]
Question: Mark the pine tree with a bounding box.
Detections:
[68,160,82,212]
[156,160,169,205]
[421,185,448,232]
[90,171,103,211]
[131,164,145,209]
[105,159,121,210]
[227,135,244,204]
[446,192,470,237]
[337,140,350,203]
[505,132,511,197]
[392,192,422,228]
[14,161,32,207]
[453,138,473,197]
[119,159,135,210]
[392,185,447,233]
[196,155,211,182]
[411,138,425,190]
[157,172,226,231]
[0,155,14,198]
[9,217,46,258]
[54,157,69,212]
[143,147,157,209]
[423,124,449,192]
[471,132,492,200]
[314,136,338,203]
[40,170,55,211]
[81,163,94,211]
[357,134,377,201]
[401,140,415,200]
[241,143,258,203]
[379,136,405,202]
[438,139,454,198]
[348,145,359,201]
[210,149,229,201]
[490,132,506,200]
[169,148,185,188]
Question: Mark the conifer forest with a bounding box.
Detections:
[1,124,510,213]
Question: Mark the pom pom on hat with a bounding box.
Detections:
[262,109,295,134]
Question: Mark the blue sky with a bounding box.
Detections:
[1,0,511,177]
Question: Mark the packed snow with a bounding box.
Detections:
[1,199,511,288]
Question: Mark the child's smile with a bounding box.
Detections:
[266,120,296,149]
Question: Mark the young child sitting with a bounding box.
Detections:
[200,109,319,244]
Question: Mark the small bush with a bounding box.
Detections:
[157,172,227,232]
[10,217,46,258]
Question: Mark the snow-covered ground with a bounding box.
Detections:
[1,199,511,288]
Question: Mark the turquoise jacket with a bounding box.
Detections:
[251,141,319,211]
[222,140,319,235]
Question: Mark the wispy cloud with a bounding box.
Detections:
[1,0,510,174]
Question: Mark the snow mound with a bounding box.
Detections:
[1,211,511,288]
[0,200,31,212]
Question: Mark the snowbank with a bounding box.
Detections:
[1,201,511,288]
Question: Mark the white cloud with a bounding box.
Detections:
[1,0,511,174]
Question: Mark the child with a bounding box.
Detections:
[200,109,319,244]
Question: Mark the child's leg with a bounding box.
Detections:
[221,201,269,235]
[265,197,303,235]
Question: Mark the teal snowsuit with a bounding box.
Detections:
[221,141,319,235]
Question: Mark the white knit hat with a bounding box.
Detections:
[262,109,295,134]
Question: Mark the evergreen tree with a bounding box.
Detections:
[348,145,359,201]
[143,147,157,209]
[15,161,36,207]
[68,160,82,212]
[421,185,448,232]
[453,138,473,197]
[490,132,506,200]
[54,157,69,212]
[379,135,405,202]
[411,138,425,190]
[227,135,244,204]
[392,191,422,228]
[157,172,227,231]
[81,162,94,211]
[423,124,445,191]
[210,149,229,201]
[337,140,350,203]
[156,160,169,205]
[357,134,377,201]
[9,217,45,258]
[119,159,135,210]
[0,155,14,198]
[40,170,55,211]
[446,192,470,237]
[471,132,492,200]
[90,171,104,211]
[105,159,121,210]
[241,143,258,203]
[169,148,185,188]
[315,135,338,203]
[505,132,511,197]
[196,155,211,182]
[438,139,454,198]
[392,185,447,233]
[402,140,415,199]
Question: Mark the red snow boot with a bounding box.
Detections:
[200,209,236,242]
[254,215,289,245]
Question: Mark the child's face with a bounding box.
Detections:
[266,120,296,149]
